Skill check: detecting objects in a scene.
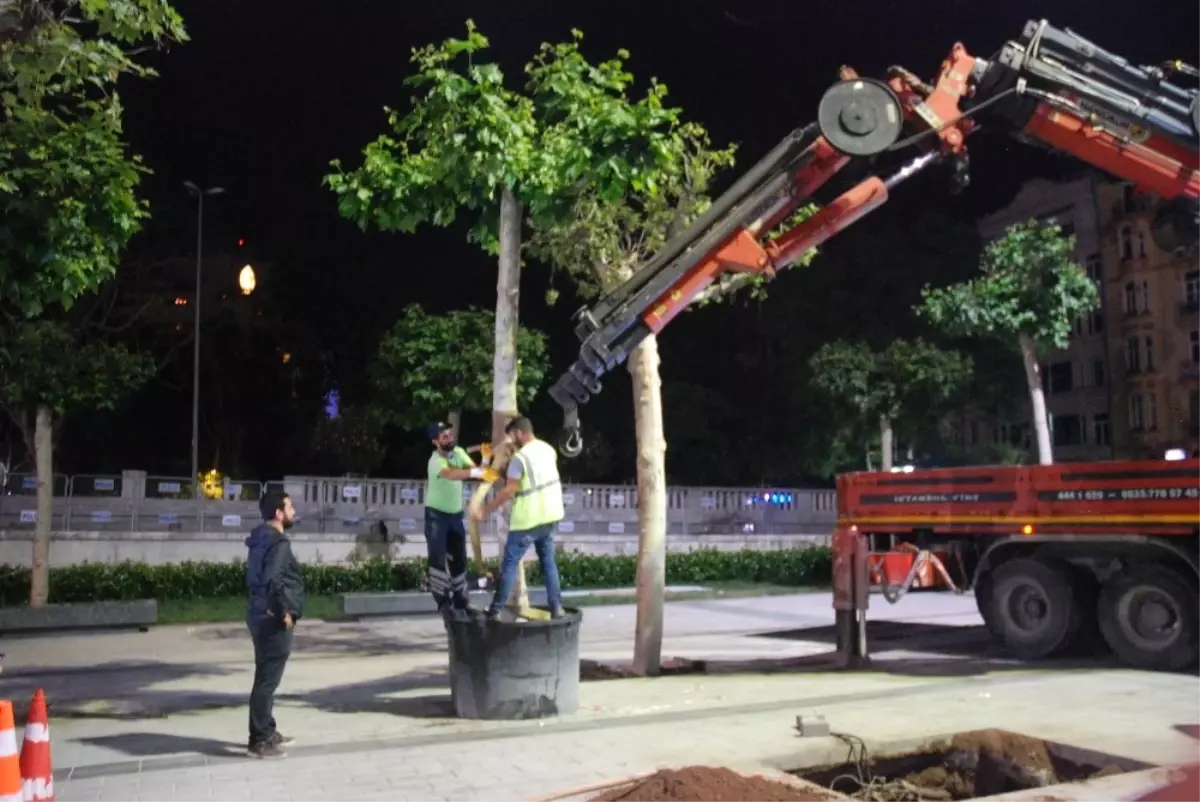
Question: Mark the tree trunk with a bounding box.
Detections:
[1019,333,1054,465]
[628,334,667,676]
[491,186,528,610]
[880,416,895,472]
[29,404,53,608]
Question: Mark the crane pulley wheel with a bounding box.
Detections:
[817,78,904,156]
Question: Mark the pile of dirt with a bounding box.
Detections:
[591,766,833,802]
[580,660,638,681]
[901,730,1120,800]
[579,658,706,682]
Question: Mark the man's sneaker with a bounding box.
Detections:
[551,607,567,619]
[269,731,296,747]
[247,740,287,759]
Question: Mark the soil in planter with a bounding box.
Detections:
[591,766,834,802]
[798,729,1132,801]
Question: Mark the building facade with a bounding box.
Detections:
[1099,182,1200,458]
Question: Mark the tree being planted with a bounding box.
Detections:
[326,21,683,613]
[918,220,1098,465]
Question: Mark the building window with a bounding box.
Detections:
[1093,413,1111,446]
[1091,308,1104,334]
[1136,231,1147,258]
[1119,226,1133,260]
[1124,282,1137,314]
[1092,358,1106,387]
[1141,279,1151,313]
[1144,336,1155,371]
[1190,392,1200,436]
[1129,393,1144,430]
[1085,254,1103,282]
[1126,337,1141,372]
[1051,414,1083,447]
[969,421,979,446]
[1148,392,1158,431]
[1191,330,1199,364]
[1047,361,1074,394]
[1061,222,1076,239]
[1187,270,1200,309]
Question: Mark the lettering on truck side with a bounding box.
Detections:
[1040,487,1200,502]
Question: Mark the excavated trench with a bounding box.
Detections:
[794,728,1150,801]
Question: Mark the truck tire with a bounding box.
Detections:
[1098,564,1198,672]
[987,557,1080,660]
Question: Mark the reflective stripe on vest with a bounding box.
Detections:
[509,439,565,531]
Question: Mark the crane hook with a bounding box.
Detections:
[559,425,584,458]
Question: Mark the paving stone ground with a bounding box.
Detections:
[1,592,1195,801]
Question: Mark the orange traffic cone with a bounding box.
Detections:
[18,691,52,802]
[0,701,22,802]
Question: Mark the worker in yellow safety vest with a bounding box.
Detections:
[472,416,566,619]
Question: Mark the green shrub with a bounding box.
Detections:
[0,547,830,605]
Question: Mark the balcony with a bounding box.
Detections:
[1111,195,1156,218]
[1182,360,1200,381]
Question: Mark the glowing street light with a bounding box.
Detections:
[238,264,257,295]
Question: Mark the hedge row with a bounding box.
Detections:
[0,547,830,606]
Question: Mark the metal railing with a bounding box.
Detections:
[0,472,838,537]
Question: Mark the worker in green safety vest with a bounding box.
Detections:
[425,421,489,613]
[472,416,566,619]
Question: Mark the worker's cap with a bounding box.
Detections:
[426,422,453,439]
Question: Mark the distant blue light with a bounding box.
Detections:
[324,386,341,419]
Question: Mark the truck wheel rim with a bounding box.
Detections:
[1117,583,1181,651]
[1006,582,1050,635]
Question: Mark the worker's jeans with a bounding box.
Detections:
[247,614,293,746]
[424,508,469,609]
[488,523,564,613]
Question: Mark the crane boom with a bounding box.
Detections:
[547,19,1200,456]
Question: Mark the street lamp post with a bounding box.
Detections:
[184,181,225,500]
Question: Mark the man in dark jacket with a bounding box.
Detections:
[245,490,305,759]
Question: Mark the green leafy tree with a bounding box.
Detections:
[0,0,187,317]
[810,338,973,471]
[369,304,549,434]
[0,320,155,605]
[311,404,388,476]
[528,115,733,675]
[918,220,1098,465]
[326,22,684,616]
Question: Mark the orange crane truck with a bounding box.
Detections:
[832,459,1199,672]
[543,20,1199,670]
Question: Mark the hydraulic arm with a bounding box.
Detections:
[548,19,1200,456]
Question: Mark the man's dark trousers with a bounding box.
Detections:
[424,507,469,608]
[247,614,293,745]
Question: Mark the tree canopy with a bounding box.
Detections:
[369,304,549,430]
[0,0,187,316]
[325,21,688,250]
[809,337,973,456]
[918,219,1099,351]
[0,319,155,438]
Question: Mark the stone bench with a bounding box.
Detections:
[341,588,550,616]
[0,599,157,635]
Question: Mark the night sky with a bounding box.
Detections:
[52,0,1200,483]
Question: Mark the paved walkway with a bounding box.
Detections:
[0,592,1194,801]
